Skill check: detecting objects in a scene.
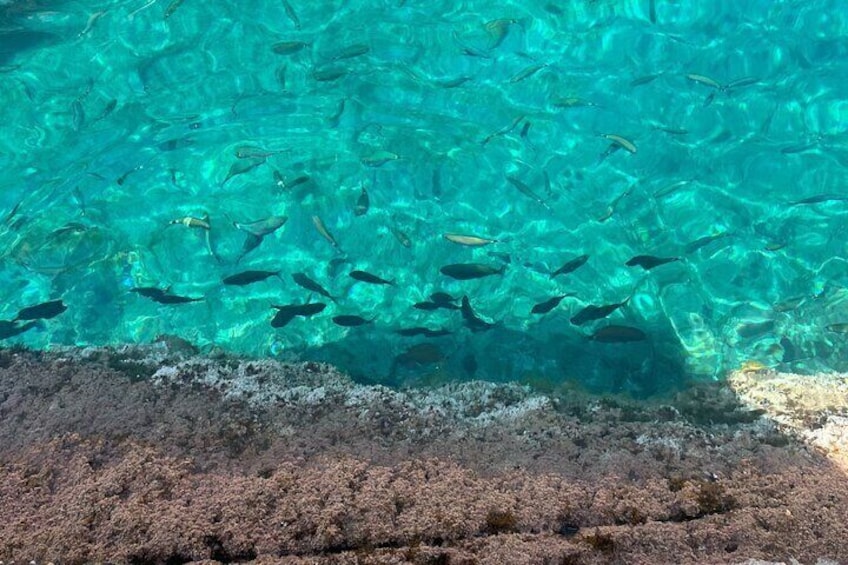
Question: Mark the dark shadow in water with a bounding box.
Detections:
[286,316,693,399]
[0,1,63,65]
[0,28,58,65]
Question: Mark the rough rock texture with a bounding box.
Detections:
[0,346,846,564]
[729,368,848,472]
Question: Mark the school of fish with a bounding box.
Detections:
[1,1,847,392]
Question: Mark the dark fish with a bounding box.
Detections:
[510,63,546,84]
[281,0,301,29]
[272,302,327,316]
[237,234,263,264]
[652,180,692,199]
[164,0,185,19]
[312,66,348,82]
[390,227,412,248]
[395,327,452,338]
[71,100,85,131]
[223,270,281,286]
[131,287,203,304]
[481,114,524,145]
[47,222,88,240]
[0,320,38,340]
[3,199,22,226]
[222,157,265,186]
[648,0,657,23]
[354,185,369,216]
[274,172,310,191]
[597,142,621,163]
[773,296,805,313]
[552,97,600,109]
[430,292,458,305]
[327,97,345,127]
[77,78,94,102]
[780,142,817,155]
[361,150,399,167]
[396,327,431,337]
[454,30,493,59]
[506,175,552,212]
[350,270,394,285]
[158,137,194,152]
[725,76,759,90]
[736,319,775,339]
[312,215,341,250]
[233,215,288,237]
[440,263,506,280]
[790,193,848,205]
[276,63,288,89]
[461,295,496,332]
[234,145,286,159]
[551,254,589,278]
[292,272,336,302]
[653,126,689,136]
[684,232,730,254]
[531,294,573,315]
[94,98,117,122]
[332,315,374,327]
[331,43,370,61]
[598,185,634,222]
[433,76,472,88]
[543,170,553,197]
[485,18,518,50]
[14,299,67,321]
[272,302,326,316]
[589,325,646,343]
[760,103,778,135]
[271,302,326,327]
[629,73,662,87]
[570,297,630,326]
[271,40,310,55]
[327,256,352,278]
[17,77,35,101]
[625,255,680,270]
[826,323,848,334]
[394,343,444,366]
[432,167,442,200]
[232,215,287,262]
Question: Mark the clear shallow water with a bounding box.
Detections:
[1,0,847,394]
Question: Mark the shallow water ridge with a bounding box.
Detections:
[1,0,847,393]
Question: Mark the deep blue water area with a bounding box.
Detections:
[1,0,847,394]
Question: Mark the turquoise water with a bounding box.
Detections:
[1,0,847,394]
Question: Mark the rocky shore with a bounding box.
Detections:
[0,345,846,564]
